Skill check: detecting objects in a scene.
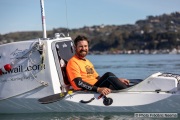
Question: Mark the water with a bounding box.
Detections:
[0,54,180,120]
[0,112,153,120]
[88,54,180,79]
[0,112,179,120]
[3,112,177,120]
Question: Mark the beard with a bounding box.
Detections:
[77,50,88,58]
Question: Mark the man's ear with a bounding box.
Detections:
[74,45,77,50]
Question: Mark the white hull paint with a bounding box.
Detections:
[0,91,180,113]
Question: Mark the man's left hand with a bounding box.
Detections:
[119,78,130,85]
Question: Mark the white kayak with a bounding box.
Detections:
[0,34,180,113]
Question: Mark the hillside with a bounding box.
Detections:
[0,12,180,53]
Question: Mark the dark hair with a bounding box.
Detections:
[74,35,89,46]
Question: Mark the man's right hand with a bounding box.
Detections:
[97,87,111,96]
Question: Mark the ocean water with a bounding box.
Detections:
[2,112,179,120]
[0,54,180,120]
[88,54,180,79]
[0,112,179,120]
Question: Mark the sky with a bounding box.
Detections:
[0,0,180,35]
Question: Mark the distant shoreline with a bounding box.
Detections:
[89,48,180,55]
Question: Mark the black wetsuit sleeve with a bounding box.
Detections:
[73,77,98,92]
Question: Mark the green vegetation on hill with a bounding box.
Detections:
[1,12,180,52]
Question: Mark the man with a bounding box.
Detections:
[66,35,129,96]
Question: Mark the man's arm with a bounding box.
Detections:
[74,77,111,96]
[73,77,98,91]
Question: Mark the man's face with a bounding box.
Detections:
[75,40,89,58]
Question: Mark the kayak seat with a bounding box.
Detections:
[55,40,75,88]
[59,58,70,85]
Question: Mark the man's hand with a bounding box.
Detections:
[97,87,111,96]
[119,78,130,85]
